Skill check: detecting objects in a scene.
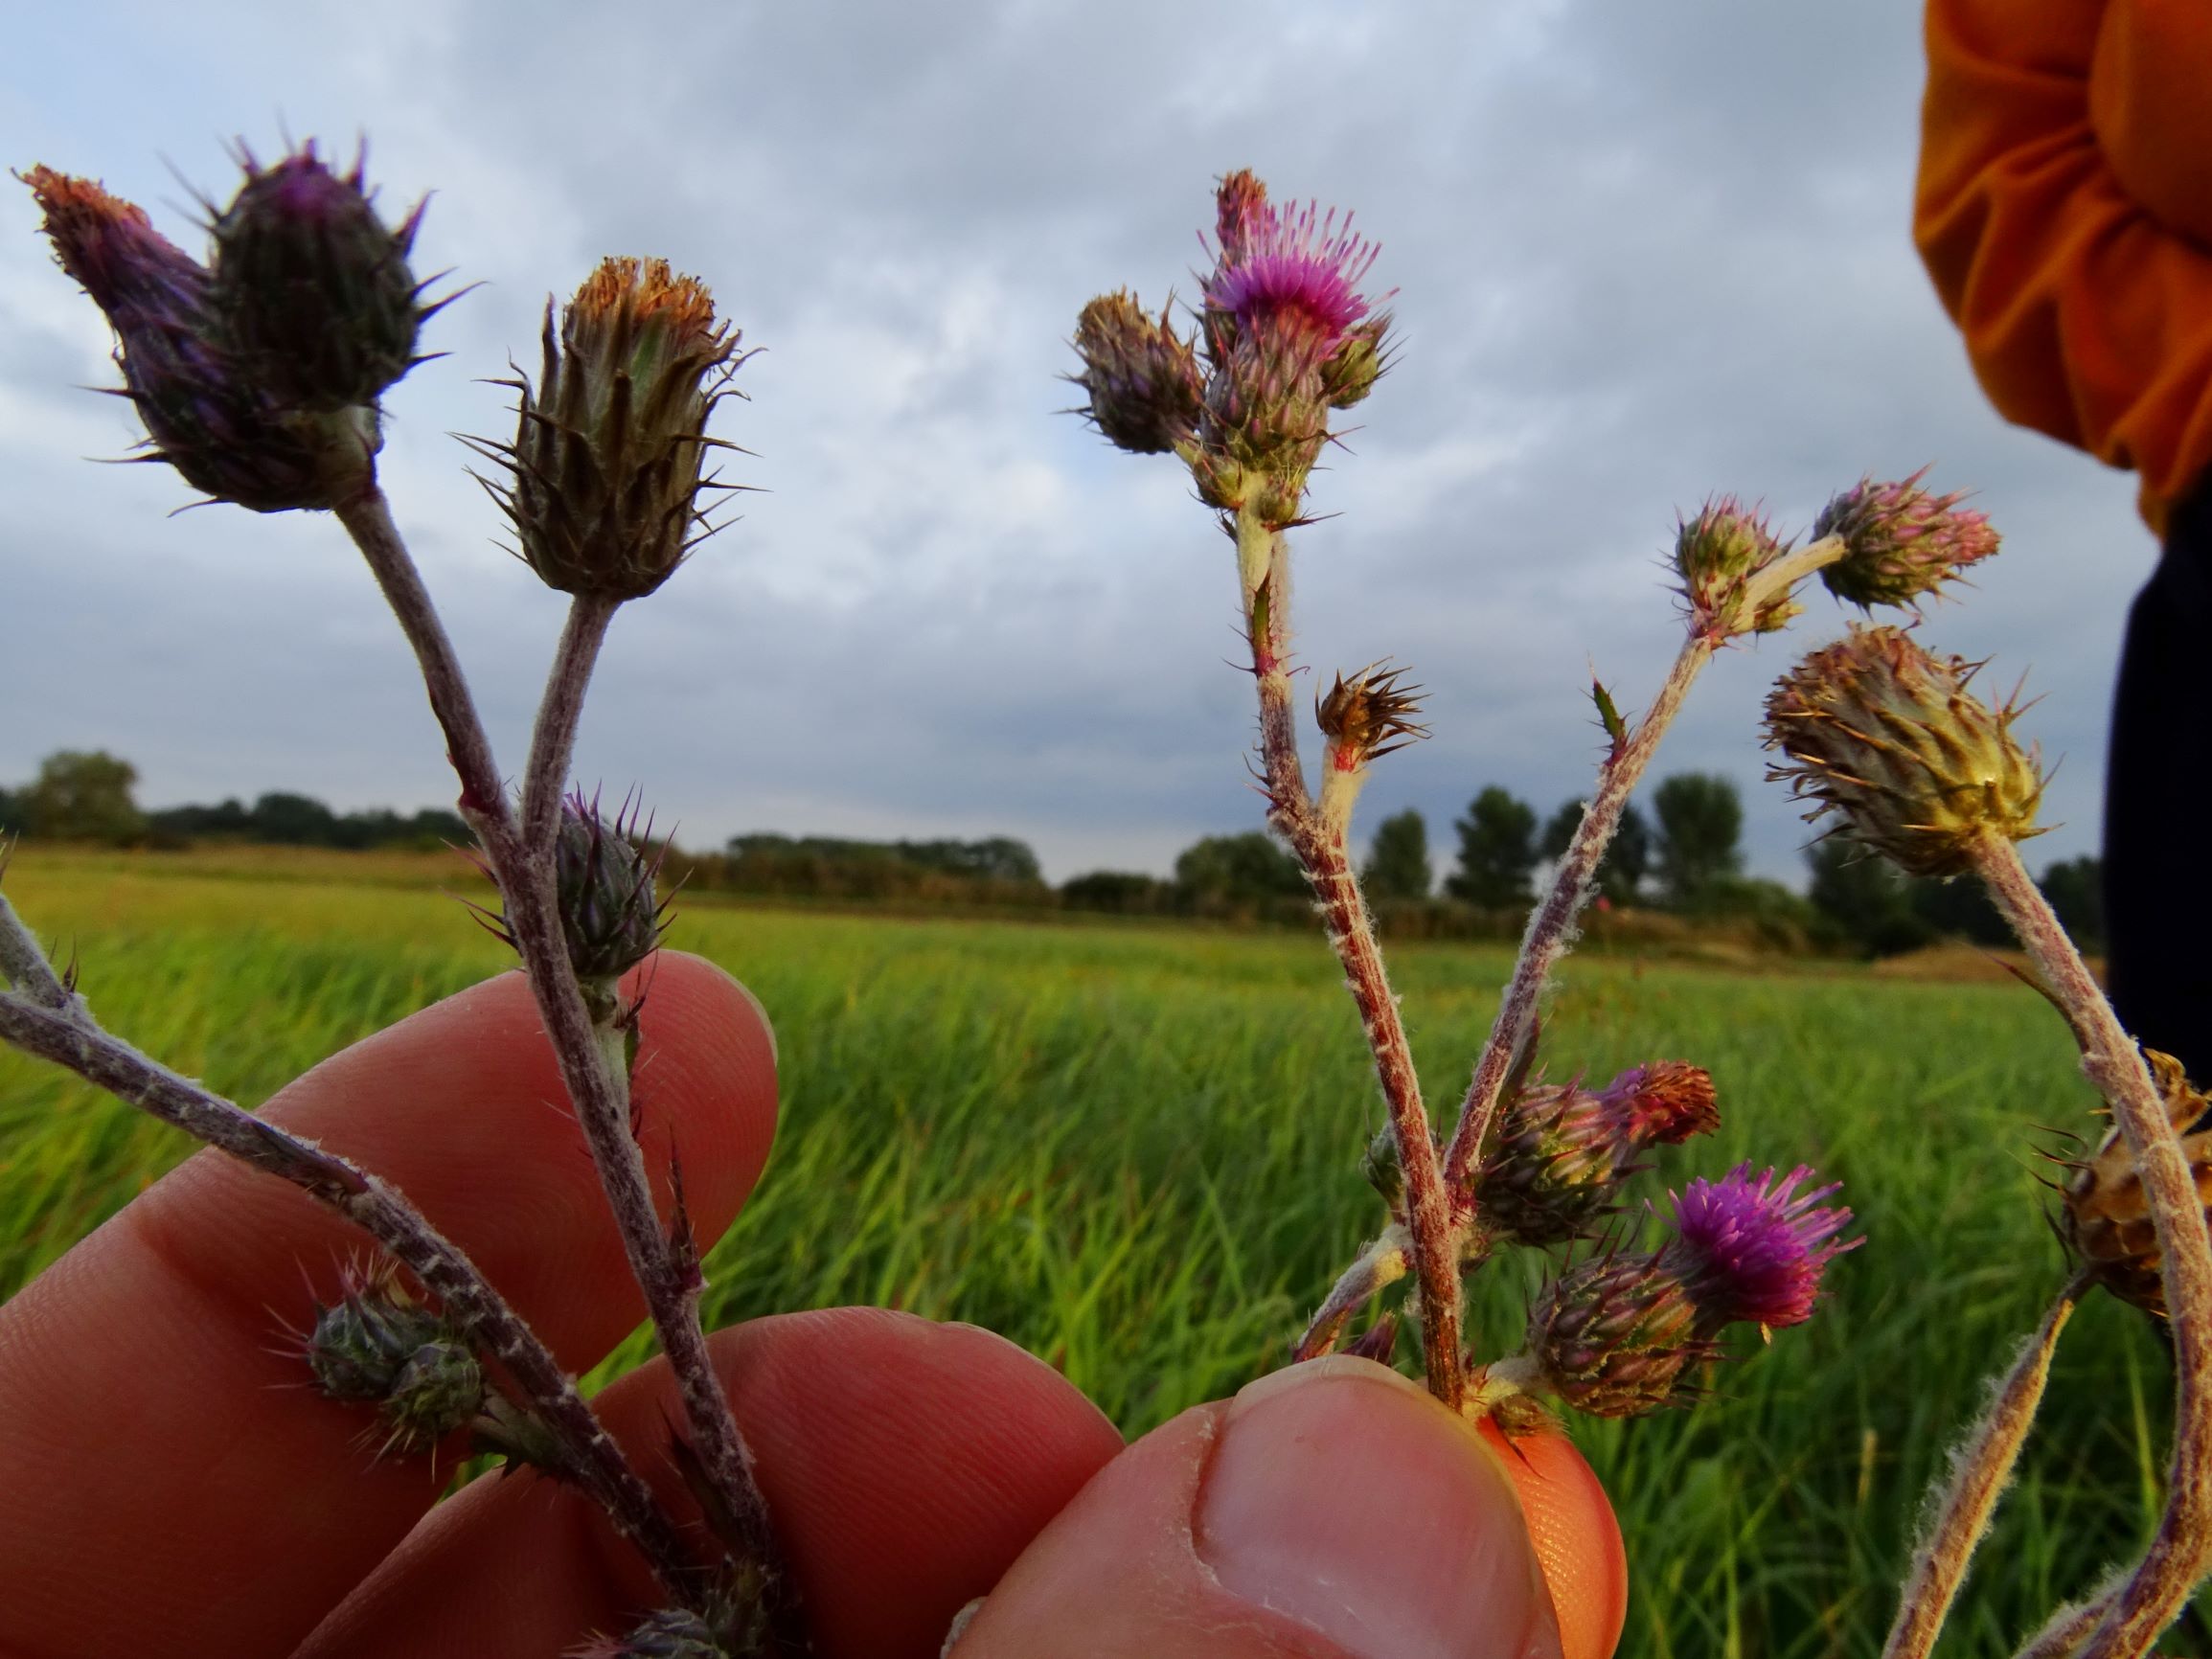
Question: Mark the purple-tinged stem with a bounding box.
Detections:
[1973,834,2212,1659]
[1882,1274,2085,1659]
[1439,535,1844,1203]
[0,985,704,1604]
[334,490,799,1648]
[1292,1227,1410,1362]
[2017,1589,2119,1659]
[1235,506,1464,1407]
[0,889,73,1013]
[521,593,620,858]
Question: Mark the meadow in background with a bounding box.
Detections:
[0,845,2189,1657]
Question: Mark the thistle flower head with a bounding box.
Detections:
[1361,1123,1405,1214]
[1316,662,1428,770]
[295,1257,484,1456]
[1674,495,1797,641]
[209,140,436,411]
[21,165,364,511]
[1763,625,2044,877]
[1663,1162,1857,1332]
[571,1607,731,1659]
[552,789,670,987]
[2063,1050,2212,1318]
[1528,1251,1708,1418]
[1478,1061,1721,1247]
[1201,183,1383,357]
[1814,468,1999,611]
[472,256,747,599]
[1070,289,1202,455]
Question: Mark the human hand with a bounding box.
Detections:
[0,953,1616,1658]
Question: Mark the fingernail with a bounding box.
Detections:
[1195,1358,1561,1659]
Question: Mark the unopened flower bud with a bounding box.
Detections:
[1070,290,1202,454]
[299,1258,484,1455]
[1674,496,1796,640]
[554,790,668,988]
[1528,1252,1706,1419]
[22,166,367,511]
[474,256,747,599]
[1764,625,2044,877]
[1814,468,1999,611]
[573,1607,731,1659]
[1319,316,1389,410]
[2064,1050,2212,1318]
[210,141,436,411]
[1362,1124,1405,1213]
[380,1337,486,1456]
[1660,1162,1857,1333]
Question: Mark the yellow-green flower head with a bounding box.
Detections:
[1763,625,2044,876]
[474,256,748,600]
[1673,496,1796,641]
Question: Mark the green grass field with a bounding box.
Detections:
[0,849,2198,1656]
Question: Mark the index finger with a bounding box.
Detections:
[0,950,777,1659]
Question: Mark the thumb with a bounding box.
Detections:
[950,1357,1563,1659]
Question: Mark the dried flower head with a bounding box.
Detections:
[21,165,368,511]
[1528,1251,1708,1419]
[1814,468,1999,611]
[210,140,440,412]
[1316,662,1428,770]
[2063,1050,2212,1318]
[1478,1062,1721,1248]
[472,256,748,599]
[1764,625,2045,877]
[1663,1163,1857,1333]
[1674,495,1797,641]
[1070,289,1203,455]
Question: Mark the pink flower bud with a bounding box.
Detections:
[1814,468,1999,611]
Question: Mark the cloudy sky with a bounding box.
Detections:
[0,1,2151,884]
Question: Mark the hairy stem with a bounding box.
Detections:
[522,593,621,857]
[0,983,704,1603]
[2017,1589,2120,1659]
[1293,1227,1410,1363]
[1883,1275,2085,1659]
[1439,534,1845,1202]
[1975,836,2212,1659]
[0,888,74,1013]
[1235,506,1464,1406]
[335,491,797,1645]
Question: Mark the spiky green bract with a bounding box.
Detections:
[473,256,747,599]
[1674,496,1795,641]
[1763,625,2045,877]
[1070,289,1202,455]
[1529,1251,1708,1419]
[2064,1050,2212,1318]
[553,791,670,988]
[299,1259,484,1455]
[1814,468,1999,611]
[210,141,434,412]
[20,166,369,511]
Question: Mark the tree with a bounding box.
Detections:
[1652,773,1743,907]
[1447,786,1538,908]
[249,791,341,845]
[1806,839,1931,956]
[1540,797,1651,905]
[21,750,145,843]
[1174,831,1307,909]
[1362,808,1431,900]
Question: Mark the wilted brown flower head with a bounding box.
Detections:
[472,256,748,599]
[1764,625,2044,876]
[1070,289,1202,455]
[1815,468,2000,611]
[2064,1050,2212,1318]
[1601,1061,1721,1147]
[1316,662,1428,769]
[1674,495,1796,641]
[20,165,363,511]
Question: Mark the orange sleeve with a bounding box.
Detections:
[1916,0,2212,535]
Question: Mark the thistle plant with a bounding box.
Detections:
[1073,169,2212,1658]
[2,148,786,1656]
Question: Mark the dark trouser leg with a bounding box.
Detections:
[2104,483,2212,1082]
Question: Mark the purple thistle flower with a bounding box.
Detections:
[1202,192,1382,354]
[1664,1162,1858,1332]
